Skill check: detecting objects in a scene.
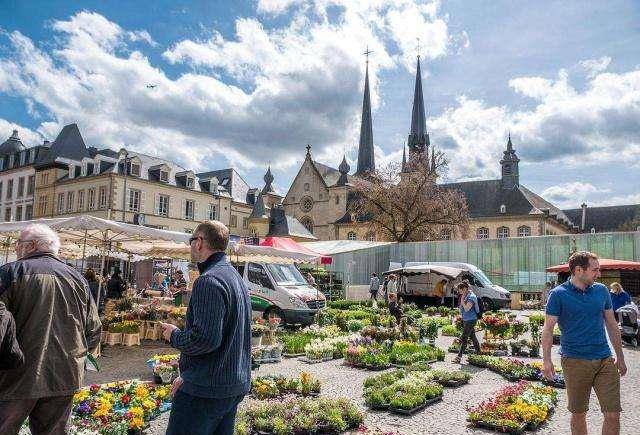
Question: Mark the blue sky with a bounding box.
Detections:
[1,0,639,209]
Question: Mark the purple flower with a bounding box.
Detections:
[75,401,92,415]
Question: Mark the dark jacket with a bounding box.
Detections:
[170,252,251,398]
[106,275,125,299]
[0,253,102,399]
[0,301,24,370]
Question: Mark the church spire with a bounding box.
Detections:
[356,49,375,175]
[401,146,407,172]
[501,133,520,189]
[407,56,429,156]
[261,165,274,194]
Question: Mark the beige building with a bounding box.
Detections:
[32,124,261,237]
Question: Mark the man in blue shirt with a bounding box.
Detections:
[543,251,627,435]
[160,221,252,435]
[453,280,481,364]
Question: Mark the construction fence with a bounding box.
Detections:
[328,232,640,293]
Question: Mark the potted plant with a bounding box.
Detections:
[106,322,123,345]
[120,320,140,346]
[251,319,268,347]
[153,362,177,384]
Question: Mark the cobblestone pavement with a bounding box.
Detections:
[85,317,640,435]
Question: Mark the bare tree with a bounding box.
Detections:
[618,213,640,232]
[350,150,469,242]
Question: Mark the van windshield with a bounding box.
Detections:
[474,269,493,287]
[266,264,307,285]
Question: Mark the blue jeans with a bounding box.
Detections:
[166,390,244,435]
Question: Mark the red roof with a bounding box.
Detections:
[546,258,640,273]
[260,237,331,264]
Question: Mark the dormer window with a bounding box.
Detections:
[74,166,81,178]
[68,165,75,179]
[19,152,26,166]
[160,170,169,182]
[86,162,95,175]
[186,177,194,189]
[130,162,141,177]
[499,204,506,214]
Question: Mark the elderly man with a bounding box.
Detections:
[160,221,251,435]
[0,224,101,435]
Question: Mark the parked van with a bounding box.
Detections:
[233,261,326,325]
[389,261,511,311]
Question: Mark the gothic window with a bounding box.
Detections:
[300,196,313,212]
[517,225,531,237]
[304,183,310,191]
[503,164,511,175]
[335,195,340,205]
[440,228,452,240]
[300,216,313,234]
[347,231,357,240]
[476,227,489,239]
[497,226,510,239]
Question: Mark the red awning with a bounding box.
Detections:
[260,237,331,264]
[546,258,640,273]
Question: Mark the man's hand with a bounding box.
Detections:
[171,376,183,397]
[614,355,627,377]
[159,322,178,342]
[542,359,555,381]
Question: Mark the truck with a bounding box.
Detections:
[387,261,511,311]
[233,261,326,326]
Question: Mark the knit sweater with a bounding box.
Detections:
[170,252,252,398]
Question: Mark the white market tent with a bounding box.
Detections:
[301,240,394,256]
[134,240,320,264]
[0,215,189,270]
[383,264,466,280]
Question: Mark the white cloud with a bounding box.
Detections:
[579,56,611,78]
[540,182,609,209]
[429,64,640,181]
[0,4,459,177]
[0,120,43,147]
[589,193,640,207]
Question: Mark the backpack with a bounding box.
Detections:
[475,297,484,315]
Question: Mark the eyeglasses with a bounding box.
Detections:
[188,236,202,244]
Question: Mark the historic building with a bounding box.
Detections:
[0,123,313,240]
[283,55,579,241]
[563,203,640,234]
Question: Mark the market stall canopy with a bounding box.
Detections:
[384,264,466,280]
[0,215,190,251]
[132,240,321,264]
[301,240,394,256]
[546,258,640,273]
[260,236,329,264]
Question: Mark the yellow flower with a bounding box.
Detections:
[135,384,150,400]
[93,404,111,418]
[142,399,156,411]
[129,406,145,420]
[301,372,311,385]
[129,416,144,429]
[155,386,170,400]
[73,389,89,403]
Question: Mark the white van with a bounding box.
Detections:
[391,261,511,311]
[233,261,326,325]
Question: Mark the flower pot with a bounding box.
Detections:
[135,321,146,338]
[105,332,122,346]
[101,330,108,343]
[122,333,140,346]
[145,322,161,340]
[252,335,263,347]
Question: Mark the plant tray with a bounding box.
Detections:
[282,352,305,358]
[255,357,282,364]
[541,378,566,389]
[471,420,526,434]
[439,379,468,388]
[299,357,324,364]
[367,402,390,411]
[364,364,391,371]
[389,395,442,415]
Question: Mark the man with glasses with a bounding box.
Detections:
[0,224,101,435]
[160,221,251,435]
[543,251,627,435]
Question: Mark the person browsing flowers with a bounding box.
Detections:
[453,280,481,364]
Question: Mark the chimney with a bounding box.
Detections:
[580,203,587,231]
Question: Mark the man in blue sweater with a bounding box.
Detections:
[160,221,251,435]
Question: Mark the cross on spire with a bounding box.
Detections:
[363,46,373,64]
[305,144,311,154]
[416,37,421,59]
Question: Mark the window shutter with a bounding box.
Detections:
[125,188,131,211]
[169,196,176,218]
[181,198,186,219]
[155,193,160,215]
[194,200,199,221]
[140,190,146,213]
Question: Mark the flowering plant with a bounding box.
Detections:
[71,380,171,432]
[481,313,510,337]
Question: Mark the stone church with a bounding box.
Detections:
[282,56,577,241]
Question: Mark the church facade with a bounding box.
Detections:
[283,56,577,241]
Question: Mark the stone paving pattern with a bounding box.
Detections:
[85,314,640,435]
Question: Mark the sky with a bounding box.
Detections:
[0,0,639,209]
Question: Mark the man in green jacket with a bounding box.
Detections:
[0,224,101,435]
